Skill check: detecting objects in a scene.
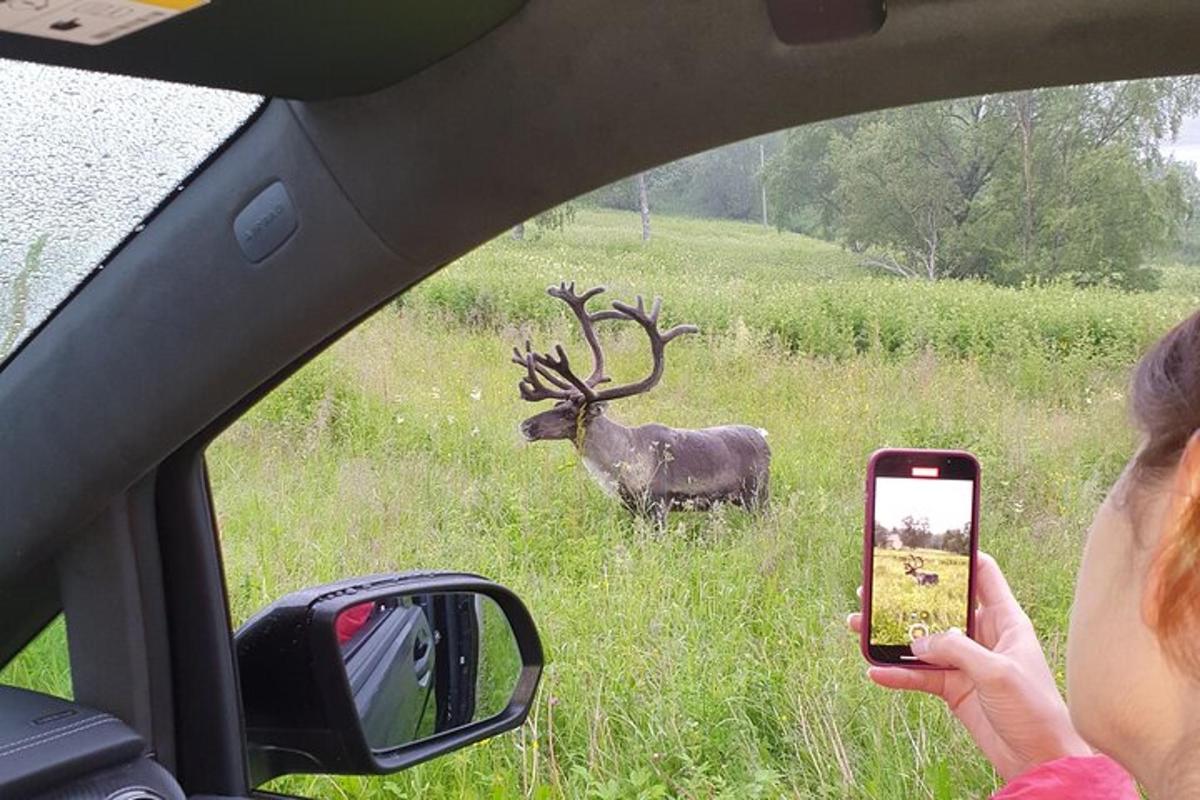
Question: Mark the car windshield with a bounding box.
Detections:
[0,59,261,364]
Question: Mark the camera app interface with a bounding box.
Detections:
[870,474,973,648]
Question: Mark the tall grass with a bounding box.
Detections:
[406,210,1197,369]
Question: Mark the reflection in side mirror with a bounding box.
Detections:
[235,573,543,787]
[336,592,521,752]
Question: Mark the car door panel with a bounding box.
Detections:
[0,686,148,797]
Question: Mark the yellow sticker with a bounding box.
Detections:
[0,0,208,45]
[132,0,203,10]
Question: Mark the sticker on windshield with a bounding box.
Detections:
[0,0,207,46]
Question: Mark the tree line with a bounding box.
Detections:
[874,517,971,556]
[576,77,1200,290]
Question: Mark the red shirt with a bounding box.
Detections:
[336,601,375,645]
[992,756,1138,799]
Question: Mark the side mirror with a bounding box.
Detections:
[234,572,543,786]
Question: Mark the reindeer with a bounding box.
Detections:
[903,554,940,586]
[512,282,770,526]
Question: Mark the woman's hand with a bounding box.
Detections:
[848,552,1092,781]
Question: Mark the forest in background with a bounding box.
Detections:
[581,77,1200,290]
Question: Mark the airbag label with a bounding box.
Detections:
[234,181,299,264]
[0,0,207,46]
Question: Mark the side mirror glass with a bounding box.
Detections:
[337,592,521,750]
[235,573,543,786]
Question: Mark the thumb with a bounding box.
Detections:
[911,628,1004,681]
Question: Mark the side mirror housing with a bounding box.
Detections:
[234,572,543,786]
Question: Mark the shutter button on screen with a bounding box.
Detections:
[233,180,298,263]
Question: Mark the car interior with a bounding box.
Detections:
[2,0,1199,797]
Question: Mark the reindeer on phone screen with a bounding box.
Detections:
[904,554,940,586]
[513,282,770,527]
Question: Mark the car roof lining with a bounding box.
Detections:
[1,0,1199,645]
[0,0,528,99]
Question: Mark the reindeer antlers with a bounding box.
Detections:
[512,283,699,404]
[547,280,605,306]
[511,341,573,402]
[546,281,611,387]
[590,295,699,402]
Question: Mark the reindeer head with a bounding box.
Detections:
[512,282,698,445]
[903,554,924,576]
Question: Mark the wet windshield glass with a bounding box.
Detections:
[0,58,261,362]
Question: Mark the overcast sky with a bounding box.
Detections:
[875,477,973,534]
[1163,115,1200,170]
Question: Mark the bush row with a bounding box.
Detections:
[404,271,1196,366]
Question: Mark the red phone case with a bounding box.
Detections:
[860,448,980,669]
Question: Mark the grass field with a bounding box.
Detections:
[870,549,971,646]
[4,208,1194,798]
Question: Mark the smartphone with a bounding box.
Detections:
[861,448,980,667]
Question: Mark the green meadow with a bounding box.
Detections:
[7,208,1196,798]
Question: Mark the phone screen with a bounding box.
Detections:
[865,450,979,665]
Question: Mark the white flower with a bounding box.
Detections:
[470,388,483,402]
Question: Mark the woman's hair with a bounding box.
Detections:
[1132,311,1200,676]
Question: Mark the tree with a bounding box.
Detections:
[761,76,1200,288]
[764,120,857,237]
[636,172,651,242]
[1167,161,1200,264]
[974,79,1198,288]
[509,203,578,242]
[586,134,782,224]
[942,528,970,556]
[898,516,933,549]
[829,97,1029,280]
[759,141,768,227]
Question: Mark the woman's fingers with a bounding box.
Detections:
[911,628,1005,683]
[974,552,1020,610]
[867,666,947,697]
[974,552,1036,635]
[845,587,865,632]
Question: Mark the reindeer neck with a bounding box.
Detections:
[572,409,629,455]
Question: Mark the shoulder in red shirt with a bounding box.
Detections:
[992,755,1138,800]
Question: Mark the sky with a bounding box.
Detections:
[1163,115,1200,171]
[874,477,973,534]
